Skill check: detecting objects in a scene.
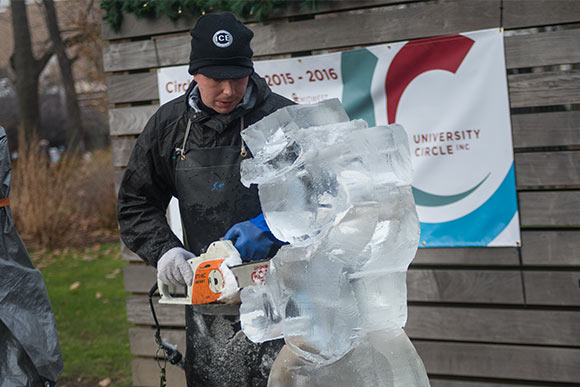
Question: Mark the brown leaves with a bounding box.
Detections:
[105,268,120,279]
[31,243,122,269]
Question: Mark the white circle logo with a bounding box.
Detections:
[213,30,233,48]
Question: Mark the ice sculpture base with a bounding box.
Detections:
[267,329,430,387]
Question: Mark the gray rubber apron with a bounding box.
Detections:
[174,121,283,387]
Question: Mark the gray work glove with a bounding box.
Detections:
[157,247,194,287]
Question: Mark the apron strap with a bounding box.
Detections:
[240,116,248,157]
[179,119,193,160]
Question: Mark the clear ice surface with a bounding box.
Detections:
[239,99,430,386]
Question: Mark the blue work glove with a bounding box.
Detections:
[224,214,284,262]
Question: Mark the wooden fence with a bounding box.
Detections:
[102,1,580,386]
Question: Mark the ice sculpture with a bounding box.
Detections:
[239,99,430,386]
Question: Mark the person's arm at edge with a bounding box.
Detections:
[117,111,183,268]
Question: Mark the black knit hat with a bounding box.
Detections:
[188,12,254,79]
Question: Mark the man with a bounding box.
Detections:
[117,12,294,387]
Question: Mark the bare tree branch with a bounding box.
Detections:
[35,46,55,78]
[43,0,85,151]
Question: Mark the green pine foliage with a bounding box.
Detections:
[100,0,318,31]
[100,0,124,32]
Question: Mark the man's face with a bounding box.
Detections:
[194,74,249,114]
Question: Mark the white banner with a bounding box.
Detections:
[158,28,520,247]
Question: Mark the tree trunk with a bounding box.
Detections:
[10,0,41,142]
[43,0,85,152]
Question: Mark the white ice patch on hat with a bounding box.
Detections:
[213,30,233,48]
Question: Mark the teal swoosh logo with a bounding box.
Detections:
[341,48,378,125]
[419,164,518,247]
[413,173,490,207]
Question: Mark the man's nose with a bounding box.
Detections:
[221,80,235,96]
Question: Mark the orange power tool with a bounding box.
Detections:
[157,240,269,305]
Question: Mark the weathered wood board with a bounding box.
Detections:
[414,341,580,384]
[109,105,158,136]
[105,70,580,120]
[520,230,580,266]
[127,303,580,348]
[103,27,580,79]
[105,72,158,104]
[126,266,530,305]
[511,110,580,149]
[406,305,580,347]
[110,132,580,188]
[101,1,412,41]
[109,106,580,149]
[428,380,548,387]
[129,327,187,358]
[509,69,580,108]
[519,191,580,227]
[128,292,580,340]
[524,271,580,306]
[515,151,580,187]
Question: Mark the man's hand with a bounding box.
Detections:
[224,214,284,262]
[157,247,195,287]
